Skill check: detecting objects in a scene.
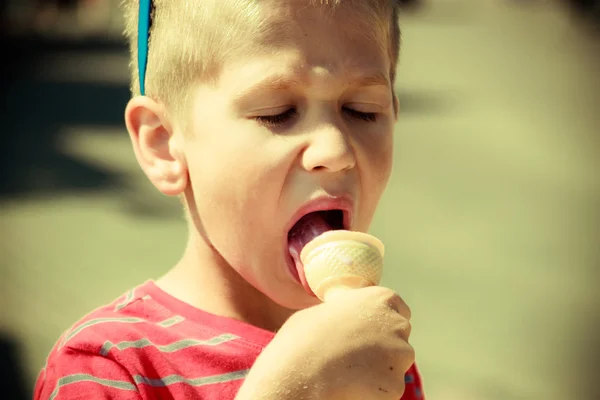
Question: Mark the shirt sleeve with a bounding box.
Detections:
[401,363,425,400]
[34,346,143,400]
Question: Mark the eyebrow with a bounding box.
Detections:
[233,71,390,103]
[232,74,304,103]
[351,72,390,88]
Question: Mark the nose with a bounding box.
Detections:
[301,122,357,173]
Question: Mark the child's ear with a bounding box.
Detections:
[125,96,188,196]
[393,93,399,120]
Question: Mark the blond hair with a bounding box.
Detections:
[122,0,400,118]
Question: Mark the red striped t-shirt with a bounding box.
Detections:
[35,281,425,399]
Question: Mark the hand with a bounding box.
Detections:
[237,286,415,400]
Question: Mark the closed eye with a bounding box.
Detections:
[343,107,378,122]
[255,108,297,127]
[255,106,377,128]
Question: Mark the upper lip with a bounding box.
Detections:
[286,195,354,235]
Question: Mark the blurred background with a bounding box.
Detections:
[1,0,598,399]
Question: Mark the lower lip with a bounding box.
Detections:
[287,252,301,283]
[285,247,316,297]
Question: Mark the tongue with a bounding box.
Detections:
[288,212,333,271]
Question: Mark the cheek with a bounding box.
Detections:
[377,145,394,185]
[359,125,394,184]
[185,140,287,247]
[376,123,394,177]
[356,130,393,225]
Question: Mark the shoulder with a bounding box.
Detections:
[34,289,155,399]
[52,282,184,357]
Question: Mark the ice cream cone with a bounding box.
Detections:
[300,230,385,301]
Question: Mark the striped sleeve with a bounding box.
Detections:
[34,346,143,400]
[401,364,425,400]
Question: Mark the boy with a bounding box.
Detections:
[34,0,425,399]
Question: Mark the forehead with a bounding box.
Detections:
[210,4,392,99]
[231,0,390,69]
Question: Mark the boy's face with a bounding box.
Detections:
[181,2,396,310]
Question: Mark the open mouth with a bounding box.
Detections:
[288,210,345,249]
[287,209,347,292]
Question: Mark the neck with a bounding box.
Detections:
[156,228,294,333]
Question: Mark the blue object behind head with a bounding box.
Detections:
[138,0,152,95]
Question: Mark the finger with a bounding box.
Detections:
[395,319,412,342]
[397,343,416,373]
[370,287,412,320]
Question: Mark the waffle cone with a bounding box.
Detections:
[300,230,384,301]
